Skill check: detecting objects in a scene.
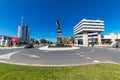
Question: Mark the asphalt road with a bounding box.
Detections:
[0,46,120,66]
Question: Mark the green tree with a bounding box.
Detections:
[62,37,69,44]
[40,39,47,44]
[34,40,40,44]
[69,36,75,44]
[62,36,75,44]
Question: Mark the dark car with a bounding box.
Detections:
[24,43,34,48]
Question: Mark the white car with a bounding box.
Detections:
[112,44,120,48]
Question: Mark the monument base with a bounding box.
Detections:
[49,43,71,48]
[55,43,64,47]
[39,46,79,51]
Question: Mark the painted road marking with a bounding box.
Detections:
[29,55,40,58]
[85,57,91,59]
[80,54,85,57]
[0,51,21,59]
[93,60,101,63]
[22,53,40,58]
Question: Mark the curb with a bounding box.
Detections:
[0,60,119,67]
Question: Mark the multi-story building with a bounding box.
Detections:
[23,26,30,42]
[0,35,12,47]
[74,19,104,46]
[18,17,30,43]
[18,25,23,41]
[101,33,120,45]
[29,38,34,43]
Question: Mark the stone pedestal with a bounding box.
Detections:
[75,39,78,44]
[110,33,115,45]
[98,32,102,45]
[83,32,88,46]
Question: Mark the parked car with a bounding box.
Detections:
[24,43,34,48]
[112,43,120,48]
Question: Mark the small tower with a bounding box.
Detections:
[21,16,24,26]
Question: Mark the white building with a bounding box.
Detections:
[101,33,120,45]
[17,17,30,42]
[0,35,12,47]
[18,25,23,41]
[74,19,104,46]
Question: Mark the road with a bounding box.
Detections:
[0,46,120,66]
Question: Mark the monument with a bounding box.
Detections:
[56,20,64,47]
[39,20,79,50]
[48,19,72,48]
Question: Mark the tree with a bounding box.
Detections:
[34,40,40,44]
[62,37,70,44]
[69,36,75,44]
[40,39,47,44]
[62,36,75,44]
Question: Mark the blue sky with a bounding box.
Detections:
[0,0,120,41]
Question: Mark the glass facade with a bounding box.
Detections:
[17,17,30,42]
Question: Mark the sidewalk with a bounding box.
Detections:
[0,46,25,49]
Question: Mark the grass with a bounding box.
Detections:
[0,63,120,80]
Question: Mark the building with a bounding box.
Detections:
[101,33,120,45]
[74,19,104,46]
[23,26,30,42]
[17,17,30,43]
[0,35,12,47]
[18,25,23,41]
[0,35,21,47]
[29,38,34,43]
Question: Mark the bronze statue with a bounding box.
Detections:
[56,20,63,46]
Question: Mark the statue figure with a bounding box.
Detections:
[56,20,63,46]
[56,20,61,29]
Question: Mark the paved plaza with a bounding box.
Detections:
[0,46,120,66]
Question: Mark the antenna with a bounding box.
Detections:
[21,16,24,26]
